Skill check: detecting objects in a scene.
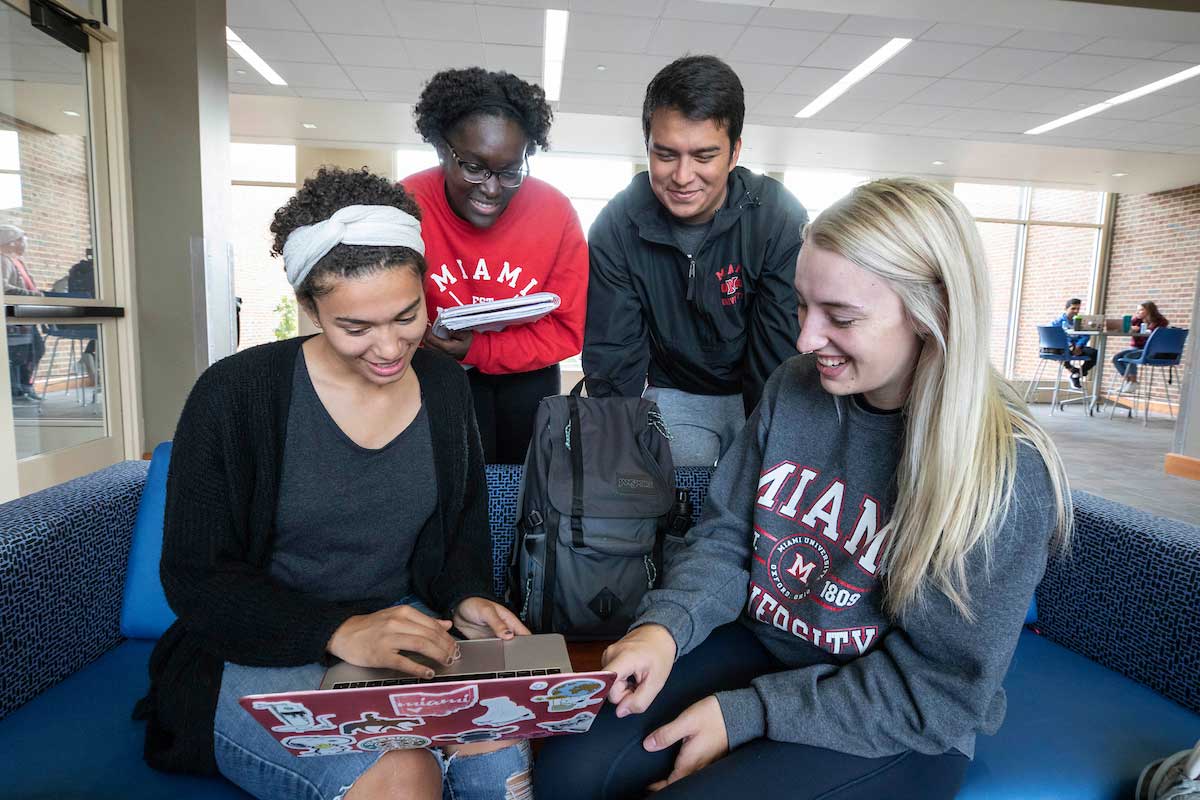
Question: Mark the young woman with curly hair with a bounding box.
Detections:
[136,167,532,800]
[404,67,588,463]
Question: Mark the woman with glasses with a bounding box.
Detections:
[404,67,588,464]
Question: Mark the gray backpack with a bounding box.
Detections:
[508,378,677,640]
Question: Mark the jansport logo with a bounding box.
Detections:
[615,474,656,494]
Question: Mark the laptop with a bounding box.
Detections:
[239,634,616,756]
[1073,314,1105,332]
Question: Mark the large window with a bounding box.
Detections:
[955,183,1106,380]
[782,170,871,219]
[230,143,297,351]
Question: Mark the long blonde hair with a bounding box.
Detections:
[807,178,1071,621]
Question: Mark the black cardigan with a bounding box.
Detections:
[138,337,495,775]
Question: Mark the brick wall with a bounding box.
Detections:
[976,221,1020,373]
[1104,185,1197,378]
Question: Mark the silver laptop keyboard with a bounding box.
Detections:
[332,667,561,690]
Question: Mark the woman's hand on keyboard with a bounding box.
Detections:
[452,597,532,640]
[327,605,460,678]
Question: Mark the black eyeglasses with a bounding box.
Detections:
[445,143,528,189]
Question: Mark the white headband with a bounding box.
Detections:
[282,204,425,289]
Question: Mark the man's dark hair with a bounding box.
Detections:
[1065,298,1082,308]
[270,166,425,308]
[413,67,552,155]
[641,55,744,149]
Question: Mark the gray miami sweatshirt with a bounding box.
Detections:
[635,356,1057,758]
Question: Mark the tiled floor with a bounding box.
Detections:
[1030,402,1198,526]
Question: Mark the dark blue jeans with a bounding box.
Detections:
[534,623,968,800]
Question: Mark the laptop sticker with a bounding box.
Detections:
[390,685,479,718]
[252,700,337,733]
[532,678,606,713]
[339,712,425,736]
[473,696,536,728]
[433,726,519,745]
[282,734,356,757]
[537,711,596,734]
[357,734,432,751]
[529,681,548,691]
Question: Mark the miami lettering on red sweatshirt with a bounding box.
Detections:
[404,167,588,375]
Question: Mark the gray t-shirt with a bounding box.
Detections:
[270,352,436,603]
[637,356,1057,758]
[669,215,713,257]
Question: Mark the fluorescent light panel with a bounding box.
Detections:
[226,27,287,87]
[542,10,569,102]
[796,38,912,119]
[1026,62,1200,135]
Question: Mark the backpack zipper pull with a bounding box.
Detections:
[686,257,696,303]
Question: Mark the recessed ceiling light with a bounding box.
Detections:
[302,123,317,129]
[542,10,569,102]
[931,160,944,166]
[235,69,247,76]
[226,27,287,86]
[796,38,912,119]
[63,110,80,117]
[1026,62,1200,135]
[1112,172,1128,177]
[595,64,607,72]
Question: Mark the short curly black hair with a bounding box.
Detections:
[413,67,552,155]
[270,166,425,308]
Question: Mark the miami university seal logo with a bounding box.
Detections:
[715,264,743,306]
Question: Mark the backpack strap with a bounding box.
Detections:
[567,393,586,549]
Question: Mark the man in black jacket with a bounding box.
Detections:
[583,55,808,466]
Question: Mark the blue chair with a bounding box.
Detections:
[1109,327,1189,425]
[1024,325,1091,415]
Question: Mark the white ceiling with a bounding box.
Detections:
[222,0,1199,190]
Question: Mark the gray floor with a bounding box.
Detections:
[1030,403,1198,526]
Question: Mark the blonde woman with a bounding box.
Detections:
[534,178,1071,799]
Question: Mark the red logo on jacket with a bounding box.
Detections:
[715,264,743,306]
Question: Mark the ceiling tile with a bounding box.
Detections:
[235,28,335,64]
[914,126,975,138]
[731,27,828,66]
[1019,54,1141,89]
[1081,38,1177,59]
[1038,114,1132,139]
[1093,60,1200,98]
[295,87,366,100]
[271,61,357,89]
[291,0,397,36]
[662,0,757,24]
[871,103,953,127]
[563,51,662,83]
[344,65,429,93]
[835,15,932,39]
[230,82,297,97]
[1151,104,1200,126]
[948,48,1064,83]
[568,13,654,54]
[906,78,1005,107]
[228,58,266,85]
[920,23,1015,47]
[749,7,845,32]
[724,61,795,93]
[776,65,845,95]
[879,41,988,78]
[382,0,480,41]
[646,18,740,58]
[795,119,862,132]
[754,93,812,117]
[474,5,545,46]
[485,44,543,75]
[361,90,419,102]
[808,99,885,123]
[561,77,649,106]
[971,83,1071,111]
[227,0,311,32]
[319,34,410,68]
[803,34,891,70]
[1156,43,1200,62]
[401,39,485,71]
[861,122,925,136]
[1000,30,1097,53]
[472,0,555,6]
[1103,93,1195,121]
[840,73,933,104]
[1107,120,1195,142]
[927,108,1055,133]
[569,0,668,18]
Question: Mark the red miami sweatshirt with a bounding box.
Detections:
[404,167,588,375]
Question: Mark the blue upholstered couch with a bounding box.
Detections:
[1,455,1198,799]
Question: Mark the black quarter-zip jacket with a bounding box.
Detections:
[582,167,808,415]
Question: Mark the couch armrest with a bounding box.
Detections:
[0,460,149,720]
[1036,490,1200,715]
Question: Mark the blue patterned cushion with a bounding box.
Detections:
[1037,491,1200,715]
[0,461,148,721]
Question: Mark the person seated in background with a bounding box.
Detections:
[403,67,588,465]
[135,167,531,800]
[1053,297,1096,390]
[1,224,45,401]
[1112,301,1170,383]
[535,178,1071,800]
[582,55,808,468]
